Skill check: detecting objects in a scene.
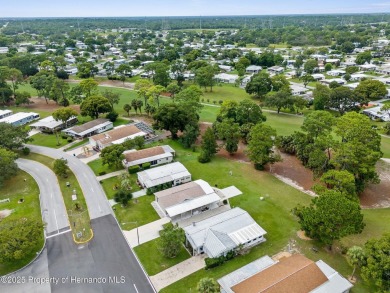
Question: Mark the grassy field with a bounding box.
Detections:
[200,84,252,103]
[134,239,191,275]
[0,171,44,276]
[29,132,70,148]
[88,158,123,176]
[155,140,388,293]
[64,138,89,151]
[381,135,390,158]
[22,153,93,242]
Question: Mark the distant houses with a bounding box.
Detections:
[184,207,267,258]
[122,145,175,169]
[30,115,78,133]
[62,118,113,139]
[218,254,353,293]
[0,112,39,126]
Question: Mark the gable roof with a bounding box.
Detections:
[231,254,328,293]
[91,124,144,145]
[123,145,174,166]
[65,118,111,135]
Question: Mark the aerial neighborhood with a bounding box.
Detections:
[0,9,390,293]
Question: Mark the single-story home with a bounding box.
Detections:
[359,64,377,71]
[327,69,346,77]
[30,116,78,133]
[122,145,175,169]
[184,207,267,258]
[0,112,39,126]
[215,73,239,84]
[62,118,113,139]
[154,179,236,221]
[290,84,309,96]
[89,124,146,150]
[137,162,191,189]
[349,73,369,82]
[363,105,390,121]
[268,66,284,75]
[0,109,13,120]
[218,254,353,293]
[321,78,346,86]
[246,65,262,74]
[312,73,325,81]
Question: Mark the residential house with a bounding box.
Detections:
[218,254,353,293]
[0,109,12,120]
[363,105,390,121]
[267,66,284,75]
[62,118,113,139]
[137,162,191,189]
[154,179,241,221]
[184,207,267,257]
[0,112,39,126]
[30,116,78,133]
[89,124,147,150]
[246,65,262,74]
[122,145,175,169]
[327,69,346,77]
[215,73,239,84]
[359,64,377,71]
[321,79,346,86]
[290,84,309,96]
[349,73,368,82]
[311,74,325,81]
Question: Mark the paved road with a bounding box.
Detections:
[1,146,156,293]
[17,159,69,236]
[27,145,112,220]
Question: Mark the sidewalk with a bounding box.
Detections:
[150,254,206,291]
[96,170,127,181]
[123,217,170,247]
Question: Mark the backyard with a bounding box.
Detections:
[0,171,44,275]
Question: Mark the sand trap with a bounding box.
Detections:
[0,209,13,219]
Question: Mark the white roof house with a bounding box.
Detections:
[215,73,239,84]
[0,109,13,119]
[122,145,175,168]
[184,207,267,257]
[246,65,262,74]
[0,112,39,126]
[154,179,240,220]
[218,254,353,293]
[137,162,191,189]
[363,105,390,121]
[30,115,78,133]
[62,118,113,138]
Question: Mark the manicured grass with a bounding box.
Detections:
[113,117,130,127]
[29,132,70,148]
[0,171,44,276]
[381,135,390,158]
[87,158,123,176]
[159,140,385,293]
[201,84,252,103]
[199,104,219,122]
[134,238,191,275]
[64,138,89,151]
[21,153,93,242]
[100,175,140,199]
[263,111,304,136]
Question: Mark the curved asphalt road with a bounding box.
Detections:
[1,146,155,293]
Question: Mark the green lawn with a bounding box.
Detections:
[88,158,123,176]
[263,112,304,136]
[381,135,390,158]
[0,171,44,275]
[100,175,140,199]
[64,138,89,151]
[200,84,251,103]
[29,132,70,148]
[157,140,387,293]
[134,238,191,275]
[21,153,93,242]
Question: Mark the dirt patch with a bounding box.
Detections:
[98,80,135,89]
[297,230,312,241]
[24,97,80,113]
[360,160,390,208]
[0,209,13,219]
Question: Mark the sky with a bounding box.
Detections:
[1,0,390,17]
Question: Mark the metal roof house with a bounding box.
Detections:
[184,207,267,258]
[62,118,113,139]
[89,124,147,150]
[218,254,353,293]
[154,179,237,221]
[137,162,191,189]
[30,115,78,133]
[122,145,175,169]
[0,112,39,126]
[0,109,12,120]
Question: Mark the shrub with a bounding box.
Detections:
[98,171,106,176]
[22,147,30,155]
[146,188,153,195]
[106,111,119,122]
[61,134,68,139]
[128,165,140,174]
[205,250,237,269]
[142,162,151,169]
[67,137,73,143]
[198,151,211,163]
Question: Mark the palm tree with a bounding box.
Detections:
[347,246,365,280]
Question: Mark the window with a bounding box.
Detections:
[151,160,157,165]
